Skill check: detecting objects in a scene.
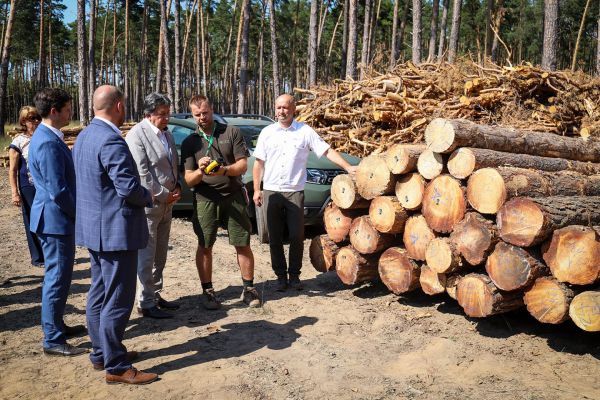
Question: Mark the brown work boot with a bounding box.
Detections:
[201,288,222,310]
[240,286,262,308]
[105,367,158,385]
[92,351,140,371]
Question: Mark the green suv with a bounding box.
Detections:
[168,115,361,242]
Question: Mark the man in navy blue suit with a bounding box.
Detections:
[28,88,87,357]
[73,85,157,385]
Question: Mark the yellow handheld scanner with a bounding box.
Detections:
[204,160,221,174]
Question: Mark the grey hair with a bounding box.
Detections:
[143,92,171,115]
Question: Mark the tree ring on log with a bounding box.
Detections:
[467,168,507,214]
[497,198,548,247]
[422,175,466,233]
[395,173,425,210]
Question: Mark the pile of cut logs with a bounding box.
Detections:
[296,61,600,157]
[310,117,600,332]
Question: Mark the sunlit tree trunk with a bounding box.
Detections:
[237,0,250,113]
[0,0,16,134]
[390,0,400,68]
[412,0,421,64]
[427,0,439,61]
[360,0,372,78]
[174,0,182,111]
[37,0,46,87]
[77,0,89,124]
[448,0,462,63]
[268,0,280,97]
[541,0,558,70]
[345,0,358,79]
[88,0,97,118]
[308,0,318,86]
[437,0,449,60]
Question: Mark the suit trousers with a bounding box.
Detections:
[263,190,305,277]
[37,232,75,349]
[20,185,44,266]
[87,249,137,374]
[137,201,173,309]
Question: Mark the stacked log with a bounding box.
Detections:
[309,118,600,332]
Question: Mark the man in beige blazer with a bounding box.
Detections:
[126,93,181,319]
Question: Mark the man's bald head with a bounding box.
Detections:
[93,85,125,126]
[93,85,123,111]
[275,94,295,108]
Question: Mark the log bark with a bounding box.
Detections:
[356,155,396,199]
[368,196,408,234]
[336,245,380,285]
[403,214,437,260]
[456,273,524,318]
[378,247,421,294]
[422,175,466,233]
[385,143,425,174]
[417,149,444,180]
[542,225,600,285]
[448,147,600,178]
[485,242,549,291]
[569,291,600,332]
[497,196,600,247]
[467,167,600,215]
[450,212,498,266]
[309,234,342,273]
[523,276,575,324]
[445,273,462,299]
[425,237,464,273]
[324,203,362,243]
[425,118,600,161]
[395,172,425,210]
[349,215,396,254]
[331,174,370,209]
[420,264,447,295]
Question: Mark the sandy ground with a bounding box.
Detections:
[0,171,599,400]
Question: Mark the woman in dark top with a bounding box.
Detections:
[8,106,44,266]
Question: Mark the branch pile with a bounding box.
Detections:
[310,118,600,332]
[296,61,600,157]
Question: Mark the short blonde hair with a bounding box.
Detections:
[188,95,212,109]
[18,106,41,128]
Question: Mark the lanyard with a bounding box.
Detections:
[200,124,217,156]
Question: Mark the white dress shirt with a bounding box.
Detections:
[146,119,171,160]
[253,120,330,192]
[41,122,65,141]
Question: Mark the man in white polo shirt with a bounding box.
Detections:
[252,94,357,291]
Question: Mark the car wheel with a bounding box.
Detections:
[255,205,269,244]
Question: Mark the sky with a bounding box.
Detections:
[64,1,76,24]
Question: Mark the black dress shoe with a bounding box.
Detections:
[137,306,173,319]
[156,294,180,310]
[288,275,304,290]
[43,343,88,357]
[276,276,288,292]
[64,324,87,337]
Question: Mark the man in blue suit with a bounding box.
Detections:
[73,85,157,385]
[28,88,87,357]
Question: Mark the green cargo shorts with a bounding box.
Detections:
[192,191,252,248]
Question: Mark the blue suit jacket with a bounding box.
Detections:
[28,124,76,235]
[73,118,152,252]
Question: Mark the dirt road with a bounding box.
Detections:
[0,172,599,399]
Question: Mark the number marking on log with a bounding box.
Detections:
[410,234,418,245]
[572,302,600,325]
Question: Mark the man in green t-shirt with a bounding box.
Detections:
[181,95,261,309]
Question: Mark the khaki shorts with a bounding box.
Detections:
[192,191,252,247]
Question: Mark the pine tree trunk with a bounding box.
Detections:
[160,0,175,110]
[237,0,250,113]
[484,0,493,58]
[37,0,46,87]
[77,0,89,124]
[174,0,182,112]
[390,0,400,68]
[123,0,129,119]
[88,0,97,118]
[597,0,600,76]
[360,0,372,78]
[411,0,421,64]
[111,0,117,85]
[398,0,409,61]
[340,0,349,77]
[308,0,318,86]
[427,0,439,61]
[447,0,461,63]
[437,0,449,60]
[571,0,591,71]
[0,0,16,134]
[490,0,504,62]
[541,0,558,70]
[345,0,358,79]
[268,0,280,97]
[99,0,110,84]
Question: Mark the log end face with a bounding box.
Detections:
[417,149,444,180]
[467,168,506,215]
[403,215,437,261]
[335,247,359,285]
[485,242,531,292]
[379,247,420,294]
[543,226,600,285]
[331,174,357,209]
[523,277,571,324]
[422,175,467,233]
[395,173,425,210]
[457,274,493,318]
[425,118,455,153]
[356,155,394,200]
[497,198,546,247]
[569,291,600,332]
[448,148,476,179]
[425,238,453,273]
